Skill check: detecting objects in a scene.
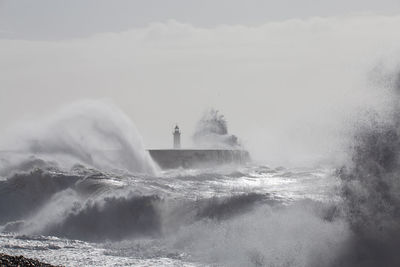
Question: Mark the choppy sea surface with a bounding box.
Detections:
[1,100,400,266]
[0,163,343,267]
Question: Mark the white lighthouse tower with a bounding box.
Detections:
[173,125,181,149]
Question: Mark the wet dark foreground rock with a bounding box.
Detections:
[0,253,63,267]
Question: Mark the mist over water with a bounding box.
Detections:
[0,81,400,267]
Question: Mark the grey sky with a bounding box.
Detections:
[1,0,400,39]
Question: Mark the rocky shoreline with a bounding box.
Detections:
[0,253,62,267]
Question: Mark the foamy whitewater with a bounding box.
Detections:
[1,100,400,267]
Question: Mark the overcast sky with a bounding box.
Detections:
[1,1,400,166]
[2,0,400,39]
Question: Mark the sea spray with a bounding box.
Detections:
[0,100,157,175]
[336,68,400,266]
[193,109,241,149]
[4,98,399,266]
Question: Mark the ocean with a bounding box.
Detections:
[1,101,400,267]
[0,164,343,267]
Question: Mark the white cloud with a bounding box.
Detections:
[1,14,400,166]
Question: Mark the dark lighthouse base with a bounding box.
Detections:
[147,149,250,169]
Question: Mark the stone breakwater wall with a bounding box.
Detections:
[148,149,250,169]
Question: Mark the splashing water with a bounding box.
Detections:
[336,69,400,266]
[193,109,241,149]
[0,100,157,176]
[2,85,400,266]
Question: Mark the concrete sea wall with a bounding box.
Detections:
[147,149,250,169]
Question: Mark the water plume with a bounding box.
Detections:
[193,109,241,149]
[337,67,400,266]
[0,100,157,175]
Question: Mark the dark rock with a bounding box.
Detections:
[0,253,63,267]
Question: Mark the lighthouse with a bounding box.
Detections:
[173,125,181,149]
[147,123,250,168]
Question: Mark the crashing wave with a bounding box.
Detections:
[193,109,241,149]
[0,100,157,175]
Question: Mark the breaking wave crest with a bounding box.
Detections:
[0,164,351,267]
[0,165,275,243]
[0,100,157,176]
